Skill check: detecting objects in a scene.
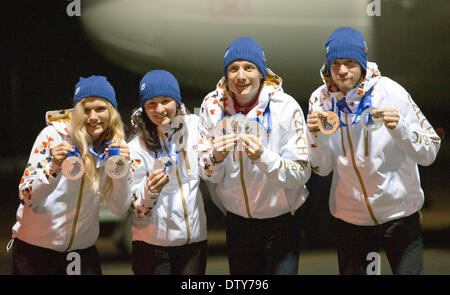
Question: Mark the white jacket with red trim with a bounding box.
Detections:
[12,109,132,252]
[128,114,207,247]
[198,70,311,219]
[306,62,441,225]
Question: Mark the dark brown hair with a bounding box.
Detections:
[129,108,161,152]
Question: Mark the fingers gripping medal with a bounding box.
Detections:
[229,114,247,135]
[153,156,176,178]
[243,121,266,141]
[105,147,129,179]
[318,111,340,135]
[360,108,383,131]
[215,118,230,137]
[229,114,247,150]
[61,146,85,180]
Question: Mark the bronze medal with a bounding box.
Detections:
[105,155,129,179]
[62,156,85,180]
[153,156,176,178]
[318,111,340,135]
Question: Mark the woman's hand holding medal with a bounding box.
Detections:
[146,169,169,195]
[51,142,85,180]
[105,142,130,161]
[104,142,130,179]
[50,143,76,168]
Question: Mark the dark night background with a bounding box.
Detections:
[1,0,449,270]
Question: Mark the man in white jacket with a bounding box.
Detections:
[306,27,441,274]
[198,36,310,274]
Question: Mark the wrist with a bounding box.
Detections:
[50,157,62,172]
[146,185,159,196]
[211,151,224,164]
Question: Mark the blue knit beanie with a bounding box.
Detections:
[224,36,266,81]
[139,70,182,108]
[325,27,368,74]
[73,75,117,109]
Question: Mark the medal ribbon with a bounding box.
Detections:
[336,87,374,127]
[88,142,119,159]
[250,101,271,134]
[157,135,179,166]
[67,146,82,158]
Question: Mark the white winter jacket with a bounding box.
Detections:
[307,62,441,225]
[129,114,207,247]
[12,109,132,252]
[198,70,311,219]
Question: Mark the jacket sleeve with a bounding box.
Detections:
[305,92,336,176]
[198,95,226,183]
[104,165,133,217]
[385,81,441,166]
[18,126,63,207]
[128,147,159,225]
[254,101,311,189]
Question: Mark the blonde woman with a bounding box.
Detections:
[10,75,131,274]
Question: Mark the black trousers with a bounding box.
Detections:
[11,238,102,275]
[335,212,423,275]
[225,210,301,275]
[131,240,207,275]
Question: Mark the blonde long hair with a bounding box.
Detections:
[68,97,125,200]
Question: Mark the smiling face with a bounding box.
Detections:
[226,60,262,107]
[144,96,178,126]
[83,97,111,143]
[329,58,363,92]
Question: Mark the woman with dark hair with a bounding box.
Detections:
[128,70,207,275]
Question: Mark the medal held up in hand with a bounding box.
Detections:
[229,114,247,135]
[318,111,340,135]
[243,120,266,141]
[215,118,231,137]
[62,146,85,180]
[153,156,176,178]
[105,147,129,179]
[360,108,383,131]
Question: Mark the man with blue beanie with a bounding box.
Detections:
[306,27,441,274]
[198,37,311,275]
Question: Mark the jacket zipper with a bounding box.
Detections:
[344,116,379,225]
[161,135,191,244]
[239,151,252,218]
[174,169,191,244]
[64,176,85,252]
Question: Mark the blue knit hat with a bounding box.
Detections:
[139,70,182,108]
[224,36,266,81]
[73,75,117,109]
[325,27,368,74]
